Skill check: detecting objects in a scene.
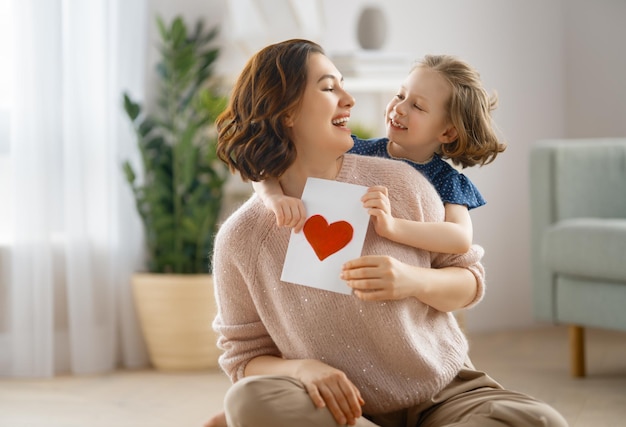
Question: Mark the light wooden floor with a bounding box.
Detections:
[1,325,625,427]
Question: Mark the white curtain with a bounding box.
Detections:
[2,0,150,377]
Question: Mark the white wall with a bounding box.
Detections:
[564,0,626,138]
[147,0,626,332]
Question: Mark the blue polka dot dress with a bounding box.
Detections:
[350,135,485,210]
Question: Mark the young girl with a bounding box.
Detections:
[253,54,506,255]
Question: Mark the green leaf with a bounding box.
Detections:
[198,26,219,45]
[181,217,199,236]
[170,17,187,48]
[138,117,156,138]
[156,16,168,42]
[199,49,219,73]
[156,62,169,80]
[122,161,136,185]
[123,93,141,121]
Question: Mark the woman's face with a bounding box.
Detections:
[287,53,355,164]
[385,66,456,160]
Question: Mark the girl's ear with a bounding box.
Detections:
[439,125,458,144]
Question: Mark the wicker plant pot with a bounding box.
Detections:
[132,273,220,371]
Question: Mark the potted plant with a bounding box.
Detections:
[122,15,229,371]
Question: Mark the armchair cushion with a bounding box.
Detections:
[543,218,626,283]
[555,275,626,331]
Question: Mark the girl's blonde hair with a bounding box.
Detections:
[417,55,506,168]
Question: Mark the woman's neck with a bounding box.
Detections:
[279,156,344,198]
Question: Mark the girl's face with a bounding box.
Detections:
[385,66,457,162]
[287,53,355,167]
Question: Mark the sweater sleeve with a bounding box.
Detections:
[430,245,486,308]
[211,206,282,382]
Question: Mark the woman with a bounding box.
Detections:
[209,39,567,427]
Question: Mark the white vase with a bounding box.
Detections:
[356,6,388,50]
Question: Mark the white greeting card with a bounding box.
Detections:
[280,177,370,294]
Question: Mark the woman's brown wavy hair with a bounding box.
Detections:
[419,55,506,168]
[216,39,324,182]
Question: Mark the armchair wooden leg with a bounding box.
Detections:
[569,325,586,377]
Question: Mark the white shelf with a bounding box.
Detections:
[345,77,400,94]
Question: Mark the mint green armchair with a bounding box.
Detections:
[529,138,626,377]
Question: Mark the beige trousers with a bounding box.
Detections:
[223,362,568,427]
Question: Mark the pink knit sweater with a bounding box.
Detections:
[212,154,485,414]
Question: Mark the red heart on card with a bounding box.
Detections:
[303,214,354,261]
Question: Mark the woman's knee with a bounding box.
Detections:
[531,401,569,427]
[484,398,569,427]
[224,375,337,426]
[224,376,288,421]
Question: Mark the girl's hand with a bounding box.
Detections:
[265,194,307,232]
[341,255,421,301]
[295,359,364,426]
[361,186,395,239]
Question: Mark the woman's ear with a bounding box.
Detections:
[439,125,458,144]
[283,112,294,128]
